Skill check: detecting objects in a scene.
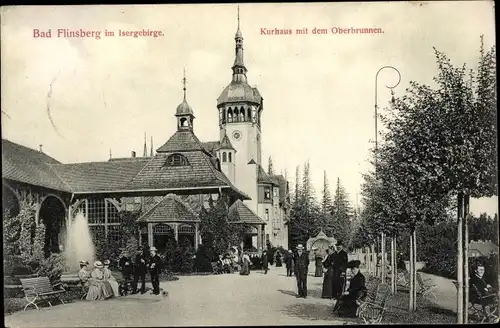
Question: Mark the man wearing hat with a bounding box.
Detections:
[333,260,367,317]
[262,250,269,274]
[332,240,348,299]
[148,246,162,295]
[294,244,310,298]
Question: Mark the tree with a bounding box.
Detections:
[200,196,232,256]
[319,170,335,236]
[331,177,352,245]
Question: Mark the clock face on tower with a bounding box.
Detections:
[233,130,242,140]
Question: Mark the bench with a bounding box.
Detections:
[211,262,223,275]
[357,283,391,324]
[20,277,67,311]
[416,272,437,298]
[452,280,498,323]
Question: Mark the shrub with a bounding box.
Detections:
[37,253,66,283]
[194,245,215,272]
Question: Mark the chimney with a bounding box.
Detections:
[39,144,43,152]
[131,151,136,158]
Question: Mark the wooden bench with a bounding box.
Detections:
[416,272,437,298]
[20,277,67,311]
[357,283,391,324]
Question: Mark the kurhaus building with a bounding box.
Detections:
[2,12,290,255]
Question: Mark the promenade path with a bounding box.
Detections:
[5,266,348,327]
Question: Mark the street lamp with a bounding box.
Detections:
[374,65,401,173]
[374,65,401,284]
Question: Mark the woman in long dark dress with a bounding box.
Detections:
[314,249,324,277]
[321,246,336,298]
[333,260,367,317]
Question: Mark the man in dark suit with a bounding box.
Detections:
[332,240,348,299]
[285,250,294,277]
[148,246,162,295]
[133,246,147,294]
[262,250,269,274]
[294,244,310,298]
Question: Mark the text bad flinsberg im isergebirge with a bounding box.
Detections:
[33,29,164,39]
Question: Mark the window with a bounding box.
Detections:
[264,187,271,200]
[222,152,227,162]
[153,224,174,235]
[75,199,122,243]
[165,154,189,166]
[178,224,195,233]
[273,188,278,197]
[266,234,270,243]
[265,209,269,221]
[228,152,232,162]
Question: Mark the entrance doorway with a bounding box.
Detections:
[38,195,66,256]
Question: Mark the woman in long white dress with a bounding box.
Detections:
[87,261,113,300]
[103,260,120,297]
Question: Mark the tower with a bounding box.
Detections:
[216,7,263,211]
[218,131,236,183]
[176,68,195,131]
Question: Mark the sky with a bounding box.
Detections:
[1,2,497,216]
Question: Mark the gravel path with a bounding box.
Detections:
[5,266,348,327]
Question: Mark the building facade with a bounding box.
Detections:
[2,9,290,255]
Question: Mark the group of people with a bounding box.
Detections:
[78,260,120,300]
[287,241,367,318]
[78,245,164,300]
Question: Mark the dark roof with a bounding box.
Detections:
[217,81,262,106]
[126,152,230,190]
[220,133,235,150]
[257,165,277,185]
[3,136,250,199]
[468,240,499,256]
[2,139,72,192]
[156,130,205,153]
[271,174,289,204]
[50,158,151,193]
[229,199,266,225]
[202,141,220,154]
[137,193,200,223]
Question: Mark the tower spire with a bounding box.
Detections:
[237,5,240,31]
[150,136,153,157]
[143,132,147,157]
[182,67,187,100]
[232,5,247,83]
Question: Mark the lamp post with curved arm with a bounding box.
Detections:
[374,65,401,288]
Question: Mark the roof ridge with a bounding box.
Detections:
[138,195,167,221]
[46,163,74,193]
[167,193,200,218]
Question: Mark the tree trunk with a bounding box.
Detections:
[371,244,375,275]
[394,236,398,293]
[409,231,414,311]
[391,237,394,292]
[414,228,418,310]
[457,193,464,324]
[464,194,470,324]
[381,232,386,283]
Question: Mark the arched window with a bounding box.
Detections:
[178,224,195,233]
[74,199,121,243]
[222,152,227,162]
[233,108,239,122]
[227,108,233,123]
[153,224,174,235]
[228,152,232,163]
[165,154,189,166]
[239,107,245,122]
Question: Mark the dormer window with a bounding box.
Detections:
[165,153,189,166]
